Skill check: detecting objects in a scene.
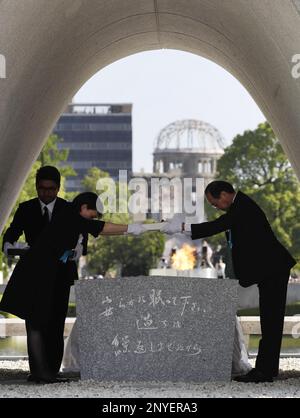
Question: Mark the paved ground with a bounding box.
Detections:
[1,359,300,398]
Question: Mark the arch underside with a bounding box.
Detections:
[0,0,299,231]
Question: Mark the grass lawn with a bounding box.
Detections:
[239,303,300,351]
[249,335,300,350]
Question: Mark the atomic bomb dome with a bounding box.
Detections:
[153,120,225,180]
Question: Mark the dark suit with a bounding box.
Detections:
[0,203,104,377]
[2,197,88,255]
[191,191,297,376]
[1,197,87,375]
[0,204,104,320]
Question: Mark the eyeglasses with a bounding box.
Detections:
[37,186,58,192]
[208,201,219,209]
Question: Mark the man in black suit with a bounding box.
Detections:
[2,165,76,382]
[162,180,297,383]
[0,191,146,383]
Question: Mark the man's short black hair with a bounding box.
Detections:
[72,192,103,217]
[36,165,61,187]
[205,181,235,198]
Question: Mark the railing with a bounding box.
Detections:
[1,317,300,346]
[0,317,76,337]
[239,316,300,348]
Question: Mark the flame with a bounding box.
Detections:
[171,244,197,270]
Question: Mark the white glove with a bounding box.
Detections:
[183,223,192,232]
[71,243,83,261]
[3,242,15,257]
[70,234,84,261]
[160,216,183,235]
[127,223,147,235]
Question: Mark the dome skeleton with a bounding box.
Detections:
[154,120,225,154]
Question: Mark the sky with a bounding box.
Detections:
[74,49,265,173]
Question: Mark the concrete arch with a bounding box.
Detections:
[0,0,299,231]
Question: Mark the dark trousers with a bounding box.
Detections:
[26,277,71,377]
[255,271,290,377]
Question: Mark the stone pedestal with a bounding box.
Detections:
[75,276,238,382]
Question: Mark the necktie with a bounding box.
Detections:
[43,206,50,224]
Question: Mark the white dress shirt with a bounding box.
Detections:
[39,198,57,221]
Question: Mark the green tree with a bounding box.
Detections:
[38,134,76,200]
[38,134,67,165]
[81,167,110,192]
[81,167,128,219]
[5,134,74,226]
[213,122,300,265]
[87,232,165,277]
[82,167,165,276]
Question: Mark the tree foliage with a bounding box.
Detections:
[211,122,300,264]
[82,167,165,276]
[87,232,165,277]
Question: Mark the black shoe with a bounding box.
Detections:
[233,368,273,383]
[27,374,69,384]
[54,377,70,383]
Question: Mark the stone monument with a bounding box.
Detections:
[75,276,238,382]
